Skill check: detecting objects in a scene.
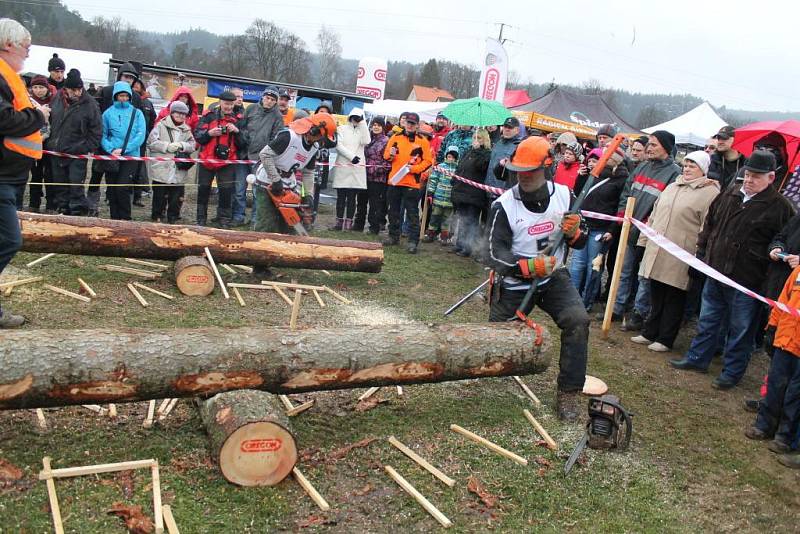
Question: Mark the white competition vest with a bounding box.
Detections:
[496,182,571,290]
[256,129,319,192]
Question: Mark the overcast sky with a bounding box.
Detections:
[63,0,798,112]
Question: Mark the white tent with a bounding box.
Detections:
[363,99,446,123]
[643,102,727,147]
[27,45,112,88]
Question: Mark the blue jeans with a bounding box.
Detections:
[232,163,250,222]
[685,278,759,383]
[569,230,606,310]
[613,243,639,315]
[754,347,800,448]
[0,183,23,314]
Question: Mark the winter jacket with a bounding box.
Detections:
[697,184,795,292]
[0,61,44,182]
[365,131,390,183]
[430,125,451,159]
[242,102,283,161]
[577,164,629,231]
[554,160,580,190]
[451,147,491,208]
[100,82,146,156]
[146,115,196,184]
[639,176,720,290]
[616,157,681,245]
[139,94,156,136]
[708,150,746,189]
[485,136,520,192]
[155,86,199,132]
[427,159,457,208]
[382,130,433,190]
[768,265,800,357]
[437,128,473,164]
[332,120,370,189]
[47,76,64,91]
[99,62,142,112]
[764,214,800,299]
[194,106,246,171]
[47,90,102,156]
[29,84,55,140]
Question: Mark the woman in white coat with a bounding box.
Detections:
[330,108,370,231]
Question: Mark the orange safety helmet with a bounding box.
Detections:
[289,111,337,141]
[418,123,435,138]
[506,136,551,172]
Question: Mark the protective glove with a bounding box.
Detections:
[764,325,776,350]
[560,213,582,244]
[270,180,284,196]
[351,156,360,164]
[167,142,182,153]
[517,256,558,278]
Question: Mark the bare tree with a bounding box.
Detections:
[217,35,252,76]
[316,26,342,89]
[439,60,479,99]
[636,105,669,130]
[244,19,309,83]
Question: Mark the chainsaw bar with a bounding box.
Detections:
[564,430,589,475]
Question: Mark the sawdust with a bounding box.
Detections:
[336,302,414,326]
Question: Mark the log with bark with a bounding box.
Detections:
[199,390,297,486]
[18,213,383,272]
[0,323,550,409]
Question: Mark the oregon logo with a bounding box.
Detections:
[528,221,554,235]
[482,68,499,100]
[241,439,282,453]
[187,275,209,283]
[374,69,387,81]
[357,66,365,79]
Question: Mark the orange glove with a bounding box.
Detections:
[560,213,582,244]
[518,256,558,278]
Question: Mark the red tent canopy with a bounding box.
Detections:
[503,89,532,108]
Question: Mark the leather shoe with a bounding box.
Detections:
[768,439,791,454]
[711,375,737,390]
[669,358,708,373]
[0,310,25,328]
[744,426,771,441]
[777,452,800,469]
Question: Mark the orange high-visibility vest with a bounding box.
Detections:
[0,57,43,159]
[282,107,295,126]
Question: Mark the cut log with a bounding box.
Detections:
[174,256,214,297]
[18,213,383,272]
[198,390,297,486]
[0,323,550,409]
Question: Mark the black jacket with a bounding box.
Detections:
[99,63,143,113]
[47,90,102,156]
[451,147,491,208]
[0,71,44,182]
[698,185,795,292]
[575,164,629,231]
[708,151,746,189]
[764,214,800,298]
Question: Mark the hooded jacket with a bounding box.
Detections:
[47,89,102,156]
[155,86,199,132]
[437,128,473,164]
[768,265,800,358]
[427,146,459,208]
[578,163,629,231]
[616,157,681,245]
[194,105,246,171]
[332,111,370,190]
[708,150,746,189]
[554,159,581,190]
[99,62,142,112]
[146,115,196,184]
[451,146,491,208]
[100,82,146,156]
[242,99,283,161]
[365,130,390,183]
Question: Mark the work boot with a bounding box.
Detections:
[744,427,771,441]
[744,399,761,413]
[777,452,800,469]
[406,242,418,254]
[328,218,343,231]
[382,236,399,246]
[595,311,622,322]
[768,439,791,454]
[556,390,582,422]
[196,202,208,226]
[621,310,644,331]
[343,218,353,231]
[422,230,438,243]
[0,309,26,328]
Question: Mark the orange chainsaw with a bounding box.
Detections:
[266,187,312,236]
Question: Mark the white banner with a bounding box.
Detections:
[355,57,387,101]
[478,38,508,103]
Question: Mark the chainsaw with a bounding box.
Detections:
[266,187,312,237]
[564,394,633,475]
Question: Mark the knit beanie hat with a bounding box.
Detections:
[596,123,618,138]
[564,141,583,158]
[48,53,65,72]
[64,69,83,89]
[633,135,649,148]
[30,74,49,88]
[587,148,603,161]
[684,150,711,175]
[170,100,190,114]
[649,130,675,156]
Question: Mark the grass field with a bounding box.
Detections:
[0,200,797,533]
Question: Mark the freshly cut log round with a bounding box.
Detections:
[199,390,297,486]
[18,212,383,272]
[174,256,214,296]
[0,323,551,409]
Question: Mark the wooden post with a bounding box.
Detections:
[512,376,541,408]
[133,282,174,301]
[384,465,452,528]
[292,467,330,511]
[204,247,229,300]
[602,197,636,339]
[143,400,156,428]
[388,436,455,487]
[522,409,558,450]
[43,284,91,303]
[162,505,180,534]
[41,457,64,534]
[0,276,42,289]
[152,462,164,534]
[232,286,246,307]
[26,252,56,268]
[289,289,303,330]
[450,424,528,466]
[77,278,97,298]
[127,283,149,308]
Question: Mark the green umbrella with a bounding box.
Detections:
[441,97,513,127]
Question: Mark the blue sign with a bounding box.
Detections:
[207,79,267,103]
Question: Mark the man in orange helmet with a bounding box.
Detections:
[487,136,590,422]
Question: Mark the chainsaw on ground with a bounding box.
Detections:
[266,187,313,237]
[564,394,633,475]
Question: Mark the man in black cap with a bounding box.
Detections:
[670,150,795,390]
[485,116,522,193]
[278,88,295,126]
[47,53,65,90]
[242,85,283,224]
[708,125,745,189]
[98,61,142,112]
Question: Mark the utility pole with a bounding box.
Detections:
[497,23,508,44]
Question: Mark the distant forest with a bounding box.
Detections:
[10,0,800,128]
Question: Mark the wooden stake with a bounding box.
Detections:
[272,285,293,307]
[289,289,303,330]
[396,386,404,396]
[278,395,295,411]
[450,424,528,466]
[162,505,180,534]
[99,264,161,279]
[204,247,229,300]
[523,409,558,451]
[127,283,149,308]
[3,285,11,297]
[125,258,169,271]
[602,196,636,339]
[35,408,47,429]
[286,399,315,417]
[152,462,164,534]
[323,286,351,305]
[384,465,452,528]
[108,404,117,418]
[311,289,326,308]
[42,457,64,534]
[39,459,156,480]
[158,398,179,421]
[231,286,246,307]
[26,252,56,267]
[219,263,237,275]
[43,284,91,303]
[77,277,97,298]
[358,386,380,401]
[259,280,326,291]
[512,376,542,408]
[0,276,42,289]
[292,467,330,511]
[156,399,172,417]
[321,270,331,277]
[81,404,108,415]
[388,436,455,487]
[233,264,253,273]
[133,282,175,300]
[143,400,156,428]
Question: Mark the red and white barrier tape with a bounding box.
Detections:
[581,209,800,318]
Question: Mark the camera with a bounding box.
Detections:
[220,125,228,134]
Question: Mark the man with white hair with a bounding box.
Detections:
[0,18,48,327]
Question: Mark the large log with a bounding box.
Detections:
[0,323,550,409]
[18,212,383,272]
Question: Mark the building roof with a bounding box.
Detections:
[409,85,455,102]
